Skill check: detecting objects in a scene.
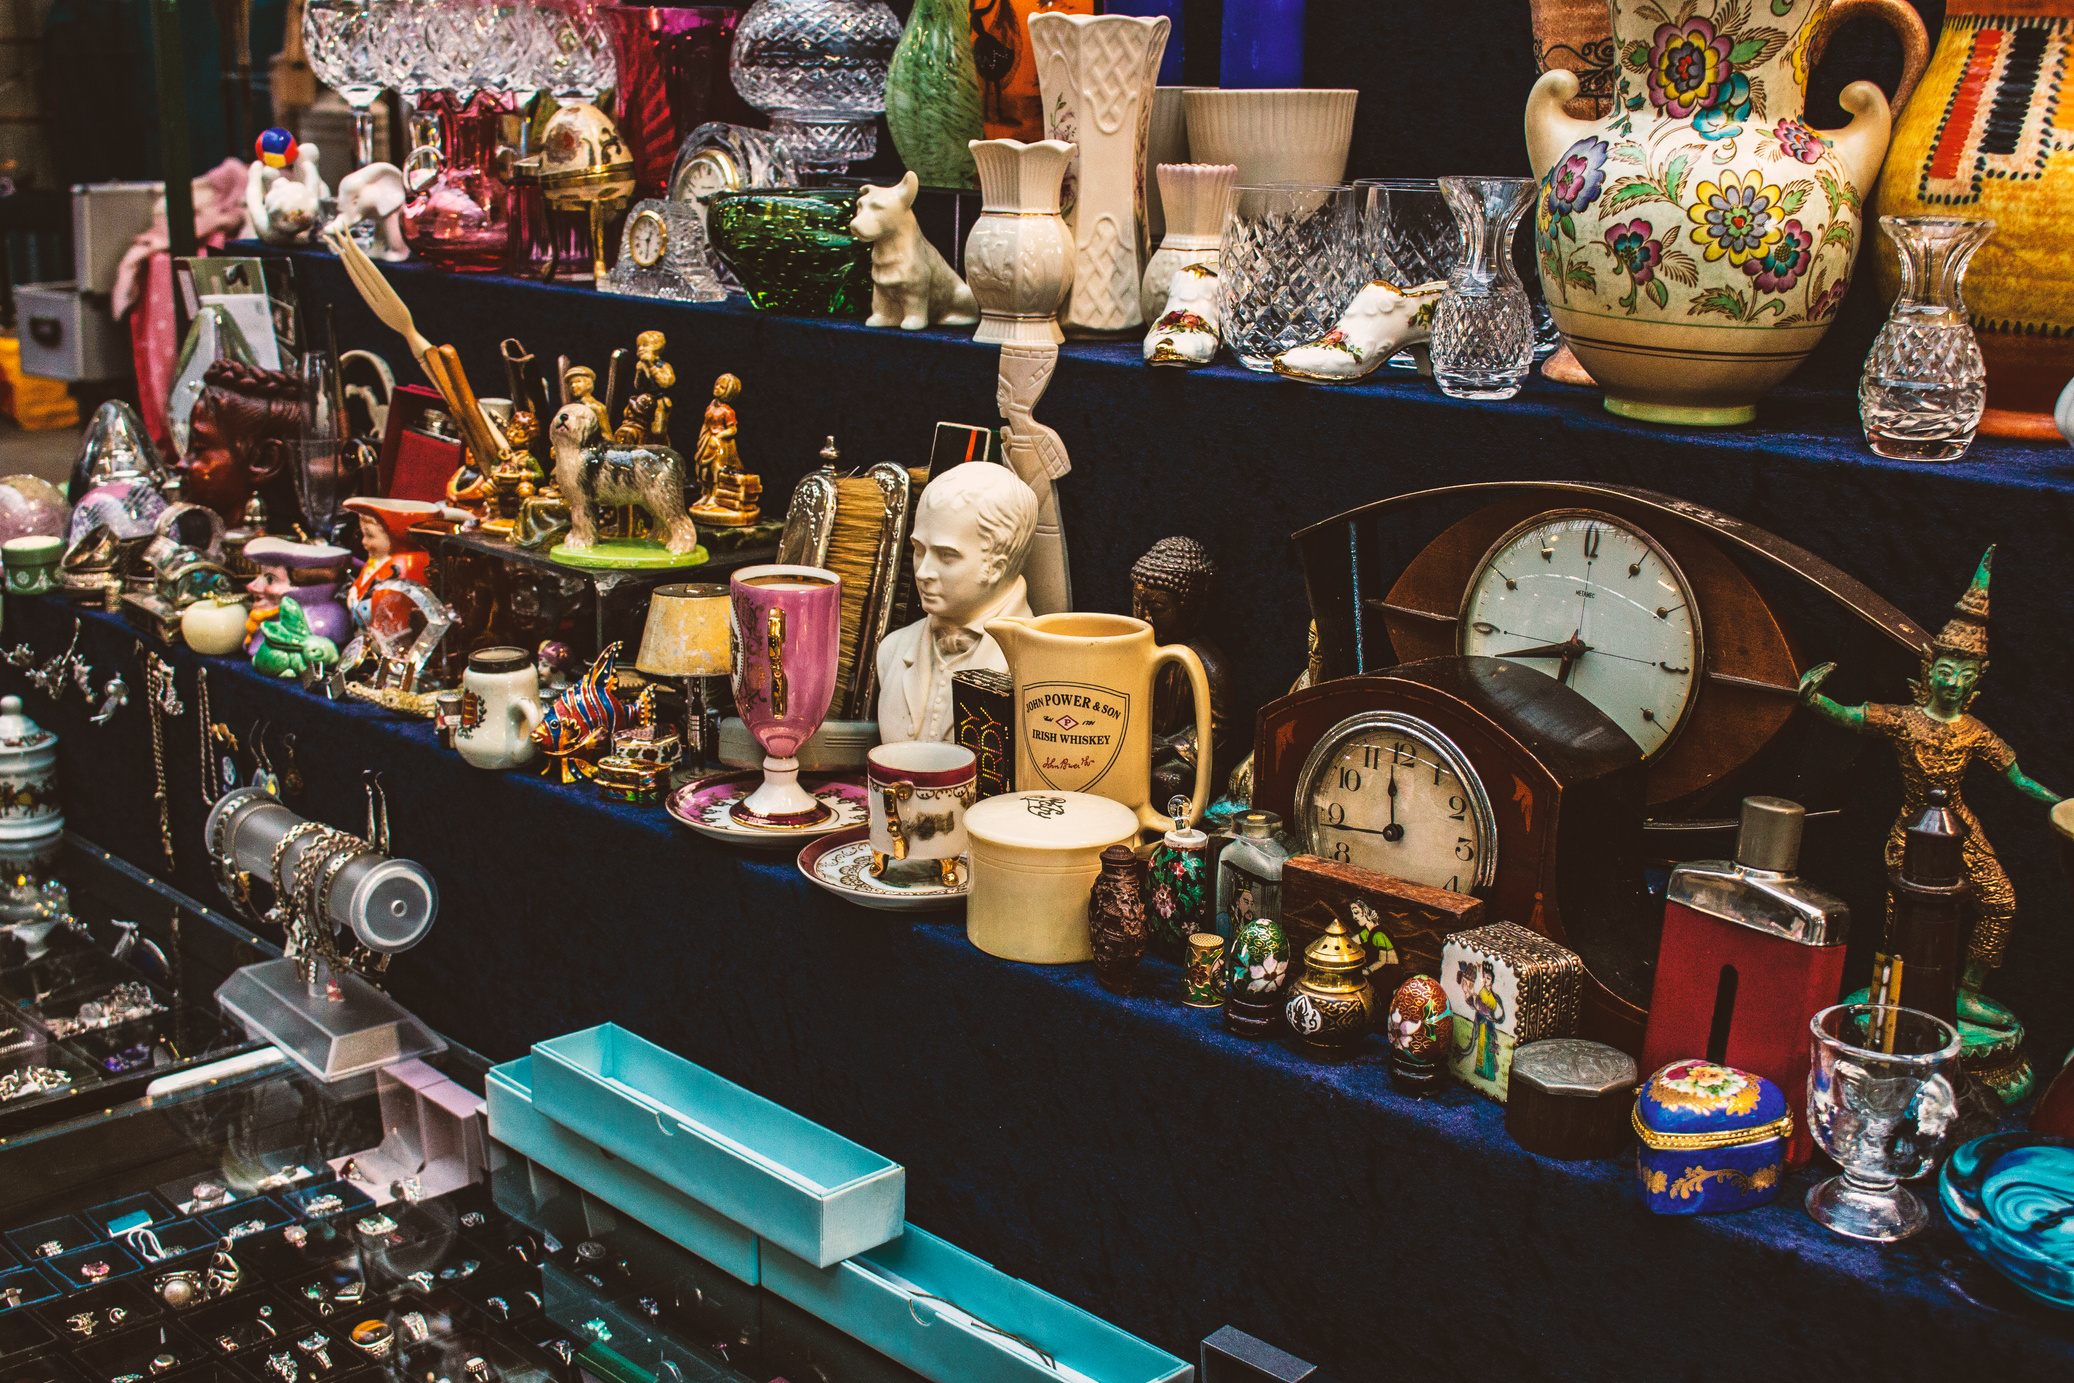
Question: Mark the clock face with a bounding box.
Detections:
[628,209,667,267]
[1295,711,1497,895]
[1457,509,1701,761]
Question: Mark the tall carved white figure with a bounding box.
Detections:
[997,343,1072,615]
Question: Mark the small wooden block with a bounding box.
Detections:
[1281,855,1484,996]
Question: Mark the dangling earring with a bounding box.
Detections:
[251,720,281,797]
[278,732,303,798]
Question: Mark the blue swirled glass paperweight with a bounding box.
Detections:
[1941,1132,2074,1310]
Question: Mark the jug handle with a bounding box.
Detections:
[1142,642,1213,835]
[1524,70,1601,181]
[1812,0,1929,119]
[512,695,542,747]
[1810,0,1929,194]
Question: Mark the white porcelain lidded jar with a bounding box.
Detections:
[0,696,60,842]
[965,139,1078,346]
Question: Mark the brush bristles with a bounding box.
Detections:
[828,477,892,718]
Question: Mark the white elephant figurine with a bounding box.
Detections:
[246,144,329,245]
[326,162,411,262]
[1143,263,1220,367]
[849,171,980,331]
[1271,279,1447,383]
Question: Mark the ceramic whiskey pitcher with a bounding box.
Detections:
[984,612,1212,837]
[1525,0,1928,424]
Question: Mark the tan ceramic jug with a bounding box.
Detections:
[983,612,1213,835]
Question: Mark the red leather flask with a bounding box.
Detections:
[1641,797,1849,1167]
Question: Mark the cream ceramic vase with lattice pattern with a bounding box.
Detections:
[1526,0,1928,424]
[1029,12,1170,337]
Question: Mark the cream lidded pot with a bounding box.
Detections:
[965,790,1139,963]
[180,595,252,656]
[0,696,60,842]
[454,647,544,771]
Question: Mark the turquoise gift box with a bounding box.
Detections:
[529,1024,905,1269]
[485,1056,760,1284]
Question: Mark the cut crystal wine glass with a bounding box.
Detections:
[304,0,389,166]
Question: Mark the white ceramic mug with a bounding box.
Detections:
[866,741,976,885]
[454,647,543,771]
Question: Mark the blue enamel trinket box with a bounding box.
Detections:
[1633,1060,1791,1215]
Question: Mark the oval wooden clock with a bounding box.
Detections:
[1295,482,1931,810]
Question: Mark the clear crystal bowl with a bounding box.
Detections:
[729,0,902,172]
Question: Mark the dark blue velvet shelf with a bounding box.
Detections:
[18,601,2074,1382]
[265,243,2074,1070]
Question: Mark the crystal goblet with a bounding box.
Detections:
[1806,1002,1962,1241]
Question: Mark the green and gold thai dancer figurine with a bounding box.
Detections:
[1798,548,2062,1100]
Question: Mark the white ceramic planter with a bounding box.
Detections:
[1029,12,1170,337]
[1183,88,1358,187]
[964,138,1077,346]
[1140,162,1233,320]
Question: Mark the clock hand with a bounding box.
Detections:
[1494,635,1593,662]
[1383,767,1404,841]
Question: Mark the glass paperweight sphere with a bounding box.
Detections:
[709,187,871,314]
[728,0,903,175]
[1941,1132,2074,1310]
[1859,217,1995,462]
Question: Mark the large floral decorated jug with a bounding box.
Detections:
[1526,0,1928,425]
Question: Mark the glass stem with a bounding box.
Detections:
[352,105,375,168]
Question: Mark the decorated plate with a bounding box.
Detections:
[798,825,968,913]
[665,771,867,848]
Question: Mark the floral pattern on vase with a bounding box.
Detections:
[1147,832,1207,947]
[1525,0,1929,425]
[1226,914,1289,998]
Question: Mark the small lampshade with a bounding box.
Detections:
[637,582,732,677]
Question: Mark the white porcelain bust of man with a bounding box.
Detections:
[876,461,1039,743]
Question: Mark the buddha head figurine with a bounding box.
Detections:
[1130,536,1214,646]
[181,361,306,527]
[911,462,1038,628]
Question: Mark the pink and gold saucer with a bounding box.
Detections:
[666,770,866,849]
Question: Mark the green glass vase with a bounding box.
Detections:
[885,0,982,189]
[709,188,874,316]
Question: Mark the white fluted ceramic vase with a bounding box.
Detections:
[1029,12,1170,337]
[1140,162,1234,320]
[965,138,1077,345]
[1182,88,1358,186]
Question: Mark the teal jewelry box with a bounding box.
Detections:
[485,1056,759,1285]
[530,1024,905,1268]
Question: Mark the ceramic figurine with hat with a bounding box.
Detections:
[242,538,353,654]
[1800,548,2064,1101]
[688,375,763,526]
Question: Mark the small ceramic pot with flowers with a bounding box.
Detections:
[1223,912,1290,1039]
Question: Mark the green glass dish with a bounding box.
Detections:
[709,187,873,316]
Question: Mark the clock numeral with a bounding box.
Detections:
[1338,766,1362,791]
[1445,876,1461,892]
[1330,842,1351,863]
[1389,741,1416,766]
[1454,838,1477,862]
[1324,802,1346,827]
[1432,760,1444,786]
[1360,744,1385,770]
[1583,525,1601,560]
[1448,795,1468,821]
[1658,662,1691,675]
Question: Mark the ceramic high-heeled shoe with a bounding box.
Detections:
[1271,279,1446,383]
[1143,263,1221,367]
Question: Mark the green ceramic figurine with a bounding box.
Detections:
[1797,548,2063,1101]
[252,597,342,679]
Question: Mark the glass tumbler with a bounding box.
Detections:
[1806,1002,1963,1242]
[1430,175,1536,400]
[1859,217,1995,462]
[1217,183,1358,373]
[1354,178,1462,370]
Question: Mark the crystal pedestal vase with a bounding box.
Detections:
[1430,175,1535,400]
[1859,217,1995,462]
[729,0,903,176]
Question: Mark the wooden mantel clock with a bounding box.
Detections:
[1259,482,1932,1052]
[1254,658,1654,1051]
